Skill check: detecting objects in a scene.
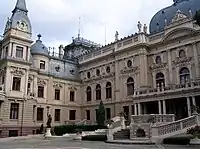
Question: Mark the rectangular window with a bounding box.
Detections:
[12,77,21,91]
[10,103,19,120]
[32,105,36,121]
[27,82,31,94]
[86,110,90,120]
[106,108,111,120]
[37,108,43,121]
[16,46,23,58]
[54,109,60,122]
[38,86,44,98]
[40,60,45,70]
[5,46,8,57]
[55,89,60,100]
[69,110,76,120]
[70,91,75,102]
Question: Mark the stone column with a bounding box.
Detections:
[192,43,200,78]
[187,97,191,116]
[192,96,196,106]
[134,104,137,115]
[163,100,166,114]
[167,49,173,85]
[158,100,162,114]
[138,103,141,115]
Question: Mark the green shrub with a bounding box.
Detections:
[163,136,193,145]
[54,125,107,136]
[82,135,107,141]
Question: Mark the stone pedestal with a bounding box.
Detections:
[190,137,200,145]
[45,128,52,137]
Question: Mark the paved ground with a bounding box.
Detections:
[0,138,199,149]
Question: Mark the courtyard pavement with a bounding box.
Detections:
[0,137,199,149]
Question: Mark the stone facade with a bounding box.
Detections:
[0,0,200,138]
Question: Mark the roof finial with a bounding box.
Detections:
[78,17,81,39]
[37,34,42,40]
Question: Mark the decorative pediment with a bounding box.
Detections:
[68,86,77,91]
[172,10,188,23]
[53,82,63,89]
[162,27,196,42]
[150,63,167,71]
[121,66,139,74]
[10,67,25,76]
[37,78,47,86]
[173,57,193,66]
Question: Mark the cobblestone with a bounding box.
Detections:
[0,138,199,149]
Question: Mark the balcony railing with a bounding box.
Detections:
[131,80,200,99]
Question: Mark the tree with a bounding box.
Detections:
[96,100,105,126]
[194,10,200,26]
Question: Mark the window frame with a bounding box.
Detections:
[16,46,23,58]
[12,77,21,91]
[10,103,19,120]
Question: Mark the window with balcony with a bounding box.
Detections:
[54,109,60,122]
[70,91,75,102]
[86,110,90,120]
[96,84,101,100]
[156,72,165,88]
[106,82,112,99]
[55,89,60,100]
[40,60,45,70]
[10,103,19,120]
[69,110,76,120]
[16,46,23,58]
[12,77,21,91]
[180,67,190,84]
[127,77,134,96]
[86,86,92,101]
[37,108,43,121]
[38,86,44,98]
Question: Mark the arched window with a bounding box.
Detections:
[106,82,112,99]
[156,72,165,88]
[180,67,190,84]
[96,84,101,100]
[179,50,186,58]
[127,77,134,96]
[155,56,162,64]
[86,86,92,101]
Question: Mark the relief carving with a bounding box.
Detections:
[121,66,139,74]
[68,86,77,91]
[53,82,63,88]
[172,57,193,66]
[150,63,167,71]
[37,78,47,86]
[28,75,34,82]
[10,67,25,76]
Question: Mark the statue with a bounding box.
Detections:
[164,18,168,27]
[115,31,119,41]
[46,114,52,128]
[143,24,147,34]
[137,21,142,33]
[189,9,193,19]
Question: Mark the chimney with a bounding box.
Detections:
[59,45,64,58]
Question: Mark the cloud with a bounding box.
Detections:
[0,0,172,50]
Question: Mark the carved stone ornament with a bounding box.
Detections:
[53,82,62,89]
[121,66,139,74]
[0,68,5,75]
[10,67,24,76]
[37,78,47,86]
[150,63,167,71]
[172,57,192,66]
[28,75,34,82]
[68,86,77,91]
[172,10,188,23]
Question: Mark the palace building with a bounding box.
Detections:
[0,0,200,137]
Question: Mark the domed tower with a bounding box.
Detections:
[31,34,49,72]
[149,0,200,34]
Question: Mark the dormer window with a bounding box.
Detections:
[16,46,23,58]
[40,60,45,70]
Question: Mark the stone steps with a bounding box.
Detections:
[113,129,130,140]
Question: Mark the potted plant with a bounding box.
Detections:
[187,125,200,145]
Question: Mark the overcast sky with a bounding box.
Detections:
[0,0,172,50]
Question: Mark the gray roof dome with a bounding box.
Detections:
[31,34,49,57]
[149,0,200,34]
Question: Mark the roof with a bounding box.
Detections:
[149,0,200,34]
